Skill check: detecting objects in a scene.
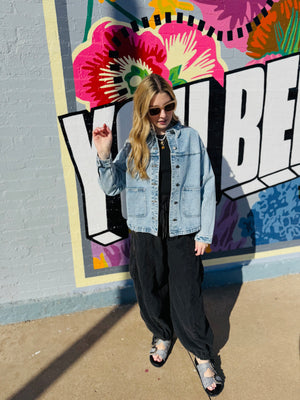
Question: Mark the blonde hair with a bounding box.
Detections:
[127,74,179,179]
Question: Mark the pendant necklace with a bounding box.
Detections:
[157,135,166,150]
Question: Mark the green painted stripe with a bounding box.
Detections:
[292,11,300,53]
[105,0,143,26]
[283,7,295,53]
[83,0,94,42]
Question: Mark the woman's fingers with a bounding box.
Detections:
[92,125,113,158]
[93,124,111,137]
[194,241,208,256]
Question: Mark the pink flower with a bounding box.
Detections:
[73,18,226,109]
[73,20,170,109]
[158,21,225,86]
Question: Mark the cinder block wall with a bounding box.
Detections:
[1,0,300,324]
[1,1,75,302]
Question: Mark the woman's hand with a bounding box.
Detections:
[194,241,208,256]
[93,124,113,160]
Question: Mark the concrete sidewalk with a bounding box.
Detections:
[1,274,299,400]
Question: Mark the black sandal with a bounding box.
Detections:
[195,358,224,397]
[149,337,172,368]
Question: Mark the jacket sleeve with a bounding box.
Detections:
[194,140,216,244]
[96,141,131,196]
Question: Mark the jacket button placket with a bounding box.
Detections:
[151,151,159,235]
[169,144,180,235]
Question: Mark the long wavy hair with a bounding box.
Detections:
[127,74,179,179]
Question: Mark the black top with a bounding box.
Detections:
[157,135,171,198]
[157,134,171,238]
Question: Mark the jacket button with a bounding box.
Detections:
[173,218,177,221]
[176,165,180,168]
[173,147,177,150]
[174,201,178,204]
[176,183,180,187]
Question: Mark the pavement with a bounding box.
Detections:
[0,274,299,400]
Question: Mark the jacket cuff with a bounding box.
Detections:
[194,232,212,244]
[96,154,112,167]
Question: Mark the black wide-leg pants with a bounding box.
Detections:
[129,231,214,360]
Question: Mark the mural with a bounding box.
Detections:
[45,0,300,286]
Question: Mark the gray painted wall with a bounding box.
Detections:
[1,1,75,304]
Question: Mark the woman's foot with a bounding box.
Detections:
[152,340,167,363]
[195,358,224,396]
[196,358,216,391]
[149,338,172,367]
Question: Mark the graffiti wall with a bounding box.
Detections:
[45,0,300,288]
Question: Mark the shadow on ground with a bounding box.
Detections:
[203,282,242,382]
[8,304,135,400]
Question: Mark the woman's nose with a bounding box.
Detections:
[159,108,167,117]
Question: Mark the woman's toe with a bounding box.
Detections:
[207,383,217,391]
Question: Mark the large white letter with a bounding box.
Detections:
[259,55,299,186]
[290,60,300,176]
[189,80,210,146]
[61,106,120,245]
[222,67,266,198]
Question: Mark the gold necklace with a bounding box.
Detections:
[157,135,166,150]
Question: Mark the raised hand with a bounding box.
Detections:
[93,124,113,160]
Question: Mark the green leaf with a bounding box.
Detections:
[169,66,187,86]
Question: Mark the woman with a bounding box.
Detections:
[93,74,223,396]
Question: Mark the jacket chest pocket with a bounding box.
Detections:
[182,187,201,217]
[126,187,147,217]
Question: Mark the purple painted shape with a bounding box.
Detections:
[91,238,130,267]
[212,198,247,251]
[190,0,280,51]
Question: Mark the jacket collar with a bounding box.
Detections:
[167,121,183,137]
[147,121,184,143]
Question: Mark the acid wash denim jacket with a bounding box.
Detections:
[97,122,216,243]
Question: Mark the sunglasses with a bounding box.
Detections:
[148,101,176,116]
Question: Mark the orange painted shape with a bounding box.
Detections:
[206,245,212,254]
[93,253,109,269]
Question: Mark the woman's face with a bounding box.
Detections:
[148,92,175,135]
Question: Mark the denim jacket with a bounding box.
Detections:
[97,122,216,243]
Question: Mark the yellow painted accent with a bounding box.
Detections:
[42,1,130,287]
[203,246,300,267]
[148,0,194,28]
[83,271,132,286]
[42,0,86,287]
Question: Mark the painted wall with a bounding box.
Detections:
[1,0,300,324]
